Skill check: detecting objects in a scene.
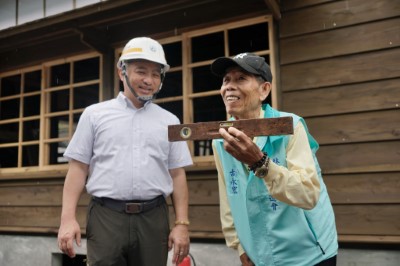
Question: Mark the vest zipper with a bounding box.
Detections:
[305,214,326,255]
[316,241,326,255]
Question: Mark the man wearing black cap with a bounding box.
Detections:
[211,53,338,266]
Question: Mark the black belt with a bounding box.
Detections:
[92,195,165,214]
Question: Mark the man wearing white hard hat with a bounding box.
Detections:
[57,37,193,266]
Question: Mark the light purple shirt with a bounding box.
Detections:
[64,92,193,200]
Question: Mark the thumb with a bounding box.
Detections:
[168,236,173,251]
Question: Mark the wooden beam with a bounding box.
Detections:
[0,166,68,180]
[339,235,400,245]
[264,0,281,20]
[73,28,111,54]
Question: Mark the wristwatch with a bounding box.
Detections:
[254,157,270,178]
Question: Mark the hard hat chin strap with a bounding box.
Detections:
[122,63,165,103]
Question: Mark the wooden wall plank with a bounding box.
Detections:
[333,204,400,235]
[282,79,400,117]
[306,109,400,145]
[279,0,400,245]
[170,205,222,232]
[317,141,400,174]
[281,48,400,91]
[187,178,219,205]
[281,18,400,64]
[338,235,400,244]
[325,173,400,204]
[0,206,86,228]
[0,184,90,206]
[0,204,222,234]
[280,0,400,37]
[0,185,62,206]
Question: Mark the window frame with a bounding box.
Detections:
[154,16,278,168]
[0,52,102,178]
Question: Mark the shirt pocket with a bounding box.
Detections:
[144,125,169,162]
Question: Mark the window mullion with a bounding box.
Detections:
[39,65,46,168]
[17,75,23,167]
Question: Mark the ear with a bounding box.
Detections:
[117,67,124,81]
[259,81,272,102]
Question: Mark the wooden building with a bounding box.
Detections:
[0,0,399,256]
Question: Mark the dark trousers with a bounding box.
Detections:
[315,255,337,266]
[86,198,170,266]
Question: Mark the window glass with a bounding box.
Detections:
[23,95,41,116]
[157,72,182,98]
[1,74,21,96]
[24,70,41,92]
[192,66,222,93]
[0,98,20,119]
[163,42,182,68]
[74,57,100,83]
[23,120,40,141]
[192,95,226,157]
[74,84,99,109]
[0,147,18,168]
[193,95,226,123]
[50,90,69,112]
[195,140,213,157]
[50,63,70,87]
[191,32,224,63]
[0,123,19,144]
[228,23,269,55]
[22,145,39,166]
[49,115,69,139]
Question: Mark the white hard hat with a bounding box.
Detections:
[117,37,170,72]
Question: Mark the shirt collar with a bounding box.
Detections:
[117,91,151,110]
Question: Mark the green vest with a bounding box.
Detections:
[213,104,338,266]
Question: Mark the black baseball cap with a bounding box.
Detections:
[211,52,272,82]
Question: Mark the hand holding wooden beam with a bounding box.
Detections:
[168,117,293,142]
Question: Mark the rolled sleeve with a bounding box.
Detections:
[264,123,320,210]
[63,108,94,165]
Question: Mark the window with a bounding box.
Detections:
[0,68,41,168]
[44,56,101,165]
[0,53,101,170]
[153,16,276,166]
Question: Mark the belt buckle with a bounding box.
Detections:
[125,203,142,214]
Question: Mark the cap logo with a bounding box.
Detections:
[234,53,248,59]
[150,45,157,52]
